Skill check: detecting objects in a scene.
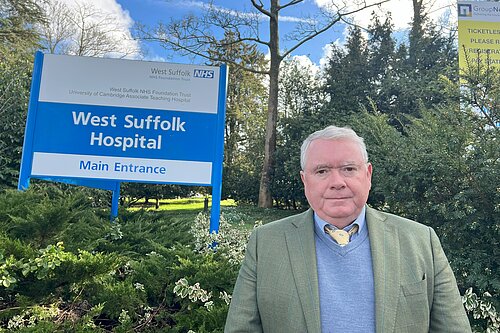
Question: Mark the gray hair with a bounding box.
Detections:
[300,125,369,170]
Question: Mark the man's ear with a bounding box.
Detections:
[300,170,305,184]
[366,163,373,185]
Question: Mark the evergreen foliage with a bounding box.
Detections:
[321,12,457,128]
[216,32,268,204]
[0,42,35,189]
[0,0,46,189]
[0,187,248,332]
[272,58,325,208]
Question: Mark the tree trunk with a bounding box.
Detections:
[409,0,424,65]
[258,0,280,208]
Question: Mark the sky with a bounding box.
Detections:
[55,0,459,67]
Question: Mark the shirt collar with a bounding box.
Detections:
[313,205,367,234]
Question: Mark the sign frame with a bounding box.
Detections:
[19,52,227,233]
[458,1,500,70]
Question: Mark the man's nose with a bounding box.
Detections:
[328,168,346,189]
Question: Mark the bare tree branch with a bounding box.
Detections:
[250,0,271,17]
[279,0,303,11]
[281,0,389,59]
[37,0,140,58]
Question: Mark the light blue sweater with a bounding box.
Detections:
[314,211,375,333]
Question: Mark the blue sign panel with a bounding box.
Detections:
[19,52,227,232]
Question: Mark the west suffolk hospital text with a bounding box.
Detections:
[71,112,186,151]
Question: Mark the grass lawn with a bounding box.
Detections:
[128,197,302,227]
[128,197,235,210]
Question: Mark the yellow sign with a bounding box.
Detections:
[458,1,500,70]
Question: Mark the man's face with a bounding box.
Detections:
[300,138,372,228]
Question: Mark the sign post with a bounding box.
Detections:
[111,183,120,221]
[19,52,227,231]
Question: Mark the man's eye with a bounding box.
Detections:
[341,166,358,176]
[316,169,328,175]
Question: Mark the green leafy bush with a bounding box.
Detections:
[463,288,500,333]
[0,186,245,332]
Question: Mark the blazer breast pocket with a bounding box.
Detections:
[402,274,427,297]
[395,275,430,331]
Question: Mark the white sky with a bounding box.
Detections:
[315,0,458,31]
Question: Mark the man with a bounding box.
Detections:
[225,125,471,333]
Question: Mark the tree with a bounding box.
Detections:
[272,57,326,208]
[0,0,46,189]
[321,4,458,129]
[37,0,140,58]
[211,33,269,202]
[365,13,396,114]
[136,0,387,207]
[460,47,500,128]
[0,0,45,46]
[36,0,73,54]
[0,50,33,188]
[322,25,371,125]
[391,0,458,120]
[120,183,197,208]
[367,13,394,82]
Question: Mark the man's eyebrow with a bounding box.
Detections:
[312,164,332,171]
[311,162,361,170]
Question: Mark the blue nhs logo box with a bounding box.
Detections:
[194,69,215,79]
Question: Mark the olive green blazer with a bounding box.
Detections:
[225,207,471,333]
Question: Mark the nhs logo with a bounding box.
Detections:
[194,69,215,79]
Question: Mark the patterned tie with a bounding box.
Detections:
[324,224,359,246]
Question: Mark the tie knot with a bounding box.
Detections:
[324,224,359,246]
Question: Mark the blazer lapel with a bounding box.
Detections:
[367,207,401,333]
[285,209,321,332]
